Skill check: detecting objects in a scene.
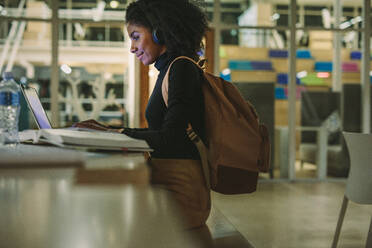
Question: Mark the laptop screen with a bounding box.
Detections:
[21,86,52,129]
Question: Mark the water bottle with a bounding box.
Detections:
[0,72,21,145]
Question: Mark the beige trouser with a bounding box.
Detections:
[150,158,211,229]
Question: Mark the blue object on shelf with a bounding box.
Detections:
[228,60,252,70]
[277,73,288,84]
[350,51,362,60]
[229,60,273,71]
[250,61,273,70]
[296,49,312,59]
[315,61,333,72]
[277,73,301,85]
[269,50,288,58]
[275,87,287,99]
[220,72,231,81]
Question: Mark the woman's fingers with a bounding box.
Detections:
[72,120,109,131]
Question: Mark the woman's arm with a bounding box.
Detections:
[73,119,149,133]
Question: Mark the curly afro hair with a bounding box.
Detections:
[125,0,209,61]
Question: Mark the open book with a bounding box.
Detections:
[19,129,152,152]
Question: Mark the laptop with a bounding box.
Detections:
[21,84,95,131]
[20,84,123,133]
[21,84,53,129]
[19,85,152,151]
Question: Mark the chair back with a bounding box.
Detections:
[343,132,372,204]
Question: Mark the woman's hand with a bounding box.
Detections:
[72,119,123,133]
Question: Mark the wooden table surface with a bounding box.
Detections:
[0,144,205,248]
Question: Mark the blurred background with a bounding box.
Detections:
[0,0,371,181]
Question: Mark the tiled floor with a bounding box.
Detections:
[204,206,256,248]
[211,181,372,248]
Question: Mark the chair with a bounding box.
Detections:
[331,132,372,248]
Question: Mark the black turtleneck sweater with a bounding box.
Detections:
[123,53,205,159]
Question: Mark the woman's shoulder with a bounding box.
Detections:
[171,55,197,65]
[169,56,201,75]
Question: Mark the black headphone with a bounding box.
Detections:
[152,28,164,45]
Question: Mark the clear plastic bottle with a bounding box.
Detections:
[0,72,21,145]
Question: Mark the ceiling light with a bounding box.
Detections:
[61,64,72,74]
[110,1,119,9]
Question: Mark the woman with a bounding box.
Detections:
[76,0,210,228]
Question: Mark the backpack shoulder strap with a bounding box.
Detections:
[161,56,201,107]
[187,127,211,190]
[161,56,211,190]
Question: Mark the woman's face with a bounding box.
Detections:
[126,23,166,65]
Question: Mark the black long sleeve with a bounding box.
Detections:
[123,53,205,159]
